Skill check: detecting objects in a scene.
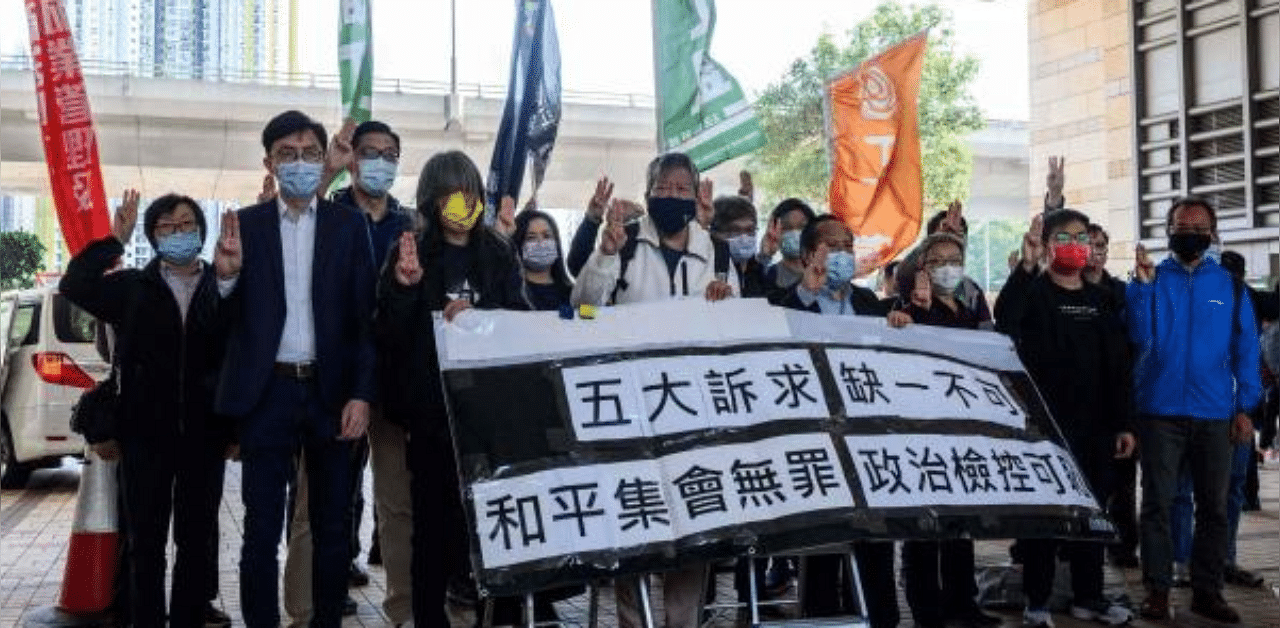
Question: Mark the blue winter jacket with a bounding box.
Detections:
[1127,256,1262,420]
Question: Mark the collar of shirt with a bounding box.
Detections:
[276,196,317,223]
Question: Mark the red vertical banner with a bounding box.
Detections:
[825,32,927,271]
[25,0,109,256]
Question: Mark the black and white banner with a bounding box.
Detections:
[436,300,1111,596]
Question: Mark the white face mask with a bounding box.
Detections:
[930,264,965,292]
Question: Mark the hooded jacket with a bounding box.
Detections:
[570,217,739,306]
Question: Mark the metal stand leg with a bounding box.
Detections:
[637,575,656,628]
[747,556,761,627]
[587,582,600,628]
[846,549,869,626]
[524,592,536,628]
[481,596,495,628]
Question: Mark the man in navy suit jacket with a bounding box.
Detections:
[213,110,376,628]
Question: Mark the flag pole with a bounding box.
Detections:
[650,0,664,153]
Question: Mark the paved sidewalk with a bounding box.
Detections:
[3,458,1277,628]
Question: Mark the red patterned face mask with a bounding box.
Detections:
[1051,243,1089,273]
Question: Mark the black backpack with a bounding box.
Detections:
[610,222,731,304]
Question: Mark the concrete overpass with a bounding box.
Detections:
[1,57,1027,220]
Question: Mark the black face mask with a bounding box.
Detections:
[1168,232,1210,262]
[647,197,696,235]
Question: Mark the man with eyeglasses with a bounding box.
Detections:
[212,110,377,628]
[994,208,1137,628]
[1127,196,1261,623]
[279,119,415,627]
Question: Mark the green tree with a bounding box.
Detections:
[964,218,1027,293]
[752,2,985,211]
[0,231,47,290]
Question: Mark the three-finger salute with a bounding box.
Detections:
[215,210,242,279]
[395,231,423,286]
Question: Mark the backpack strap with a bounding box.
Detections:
[712,237,730,278]
[610,223,643,305]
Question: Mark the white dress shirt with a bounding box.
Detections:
[276,197,317,363]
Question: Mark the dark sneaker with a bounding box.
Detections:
[1138,589,1172,621]
[950,605,1002,627]
[1190,590,1239,624]
[342,596,358,616]
[349,562,370,587]
[204,603,232,627]
[1108,551,1139,569]
[1223,564,1263,588]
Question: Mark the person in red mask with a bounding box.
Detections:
[994,208,1137,628]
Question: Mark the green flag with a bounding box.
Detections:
[339,0,373,123]
[651,0,764,171]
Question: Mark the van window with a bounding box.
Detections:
[8,303,39,347]
[53,295,96,344]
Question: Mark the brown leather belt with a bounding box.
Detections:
[274,361,315,380]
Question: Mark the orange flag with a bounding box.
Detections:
[825,32,927,271]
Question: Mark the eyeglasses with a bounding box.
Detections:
[272,147,324,163]
[1051,232,1091,245]
[923,257,963,269]
[357,147,400,163]
[154,219,198,237]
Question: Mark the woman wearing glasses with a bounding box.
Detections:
[60,190,232,628]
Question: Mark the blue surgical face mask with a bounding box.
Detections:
[276,160,323,199]
[646,196,696,235]
[727,234,757,263]
[155,230,203,266]
[780,230,803,259]
[521,239,559,271]
[356,158,397,197]
[825,251,856,290]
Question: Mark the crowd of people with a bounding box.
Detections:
[57,110,1279,628]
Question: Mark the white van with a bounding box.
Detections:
[1,286,106,488]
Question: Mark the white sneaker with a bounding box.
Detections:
[1023,608,1055,628]
[1070,600,1134,626]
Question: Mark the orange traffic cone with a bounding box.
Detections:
[24,449,119,628]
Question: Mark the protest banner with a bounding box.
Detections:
[435,299,1111,596]
[826,32,927,270]
[25,0,109,256]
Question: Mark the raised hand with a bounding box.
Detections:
[696,178,714,227]
[325,118,357,175]
[941,200,965,236]
[1134,243,1154,283]
[738,170,754,202]
[214,210,242,279]
[395,231,423,286]
[599,199,630,256]
[801,245,829,293]
[112,189,141,243]
[1021,213,1044,272]
[1046,155,1065,207]
[587,176,614,221]
[760,217,782,259]
[911,268,932,309]
[497,195,517,237]
[257,174,276,204]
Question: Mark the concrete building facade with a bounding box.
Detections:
[1029,0,1279,283]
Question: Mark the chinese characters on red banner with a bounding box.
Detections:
[25,0,109,256]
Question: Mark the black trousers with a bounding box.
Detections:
[801,542,898,628]
[408,421,470,628]
[119,434,224,628]
[1107,454,1139,557]
[902,539,979,626]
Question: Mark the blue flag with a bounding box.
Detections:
[487,0,561,217]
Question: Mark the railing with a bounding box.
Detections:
[0,54,655,108]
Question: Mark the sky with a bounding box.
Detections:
[1,0,1029,120]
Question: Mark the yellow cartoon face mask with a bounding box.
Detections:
[440,192,484,230]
